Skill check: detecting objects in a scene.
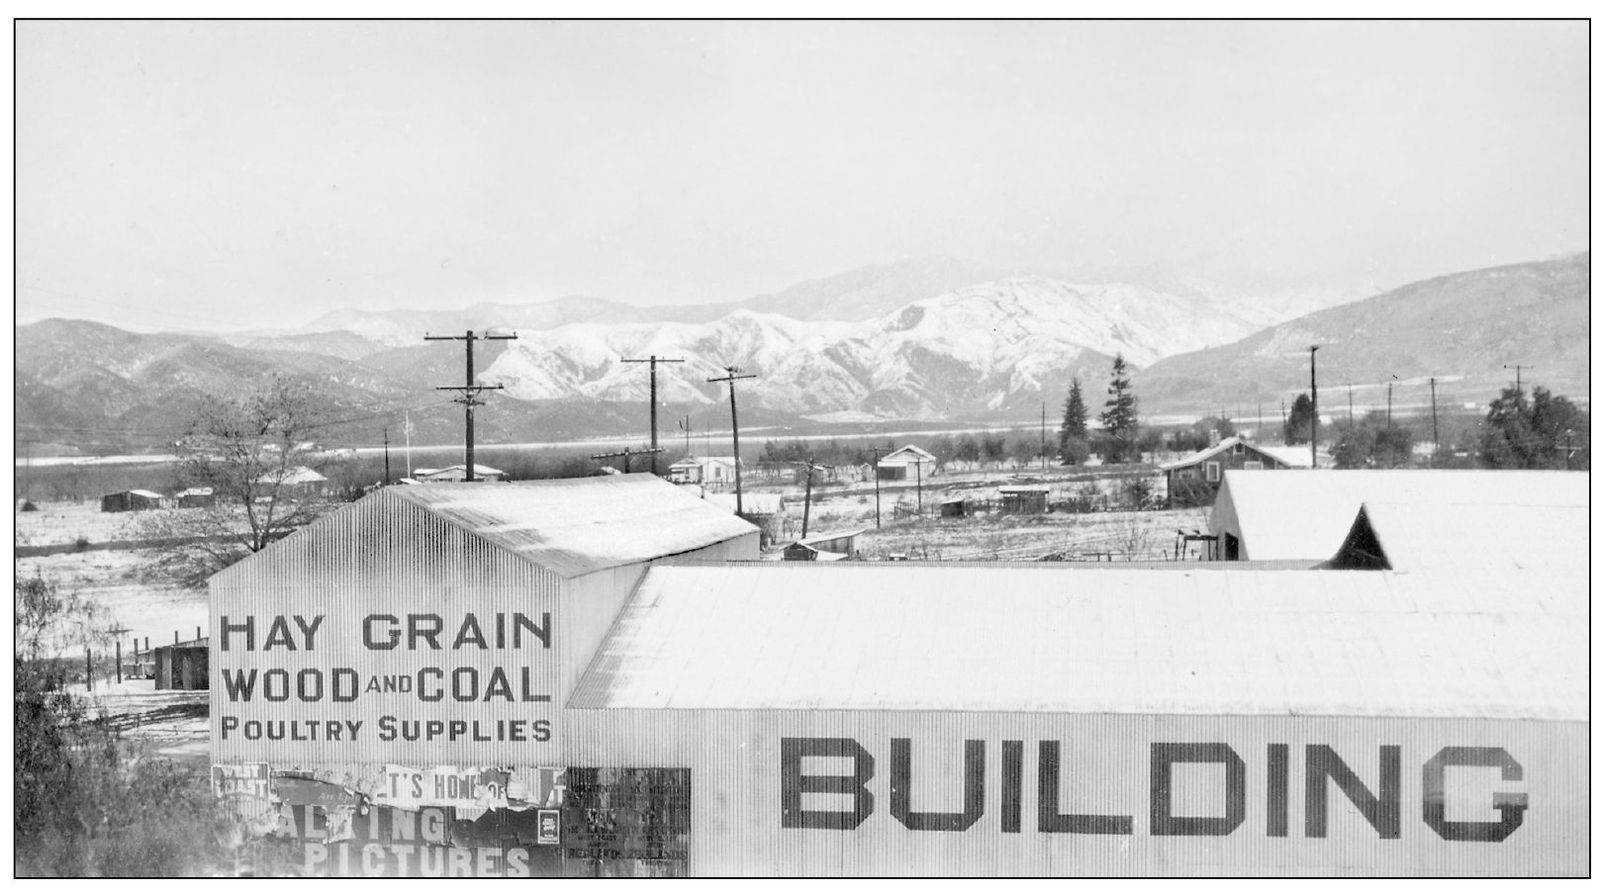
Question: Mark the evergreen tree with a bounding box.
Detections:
[1284,393,1316,445]
[1058,377,1089,464]
[1098,354,1139,462]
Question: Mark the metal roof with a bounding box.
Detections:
[794,528,867,546]
[877,445,936,466]
[568,563,1585,720]
[1213,469,1588,561]
[383,476,759,578]
[1330,500,1589,574]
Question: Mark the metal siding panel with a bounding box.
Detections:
[563,708,1586,876]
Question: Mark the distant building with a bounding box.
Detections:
[940,497,968,518]
[100,489,165,513]
[997,485,1049,515]
[412,464,506,483]
[668,457,740,485]
[1210,469,1586,562]
[175,487,215,508]
[256,466,330,499]
[1160,436,1310,507]
[154,636,209,690]
[875,445,936,481]
[783,529,865,561]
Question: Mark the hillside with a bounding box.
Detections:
[1138,253,1590,412]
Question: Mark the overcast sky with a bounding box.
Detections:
[15,20,1589,333]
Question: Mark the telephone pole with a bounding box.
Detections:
[866,445,887,528]
[707,366,757,515]
[1309,345,1320,468]
[795,460,825,538]
[1386,381,1394,429]
[1429,377,1440,468]
[677,416,692,460]
[1039,401,1047,471]
[425,330,518,482]
[622,355,685,475]
[383,427,392,485]
[1347,384,1354,423]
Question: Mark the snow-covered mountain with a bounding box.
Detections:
[478,276,1299,419]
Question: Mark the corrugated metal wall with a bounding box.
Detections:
[564,709,1587,876]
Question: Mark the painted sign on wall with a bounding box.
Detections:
[212,607,556,762]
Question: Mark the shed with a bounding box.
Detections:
[176,487,216,508]
[155,636,210,690]
[875,445,936,481]
[781,529,864,561]
[208,474,761,767]
[565,562,1586,876]
[940,497,967,518]
[997,484,1049,515]
[1210,469,1587,562]
[101,489,164,512]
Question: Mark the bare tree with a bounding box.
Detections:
[1112,510,1154,562]
[141,375,343,586]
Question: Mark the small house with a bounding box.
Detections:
[101,489,165,513]
[257,466,330,499]
[1160,436,1310,507]
[154,636,209,690]
[875,445,936,481]
[998,485,1049,515]
[668,457,740,486]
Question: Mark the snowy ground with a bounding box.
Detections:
[14,500,153,547]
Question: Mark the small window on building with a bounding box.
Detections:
[1243,460,1263,470]
[1205,461,1221,482]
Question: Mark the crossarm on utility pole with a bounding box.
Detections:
[622,356,686,475]
[425,329,518,481]
[707,366,757,516]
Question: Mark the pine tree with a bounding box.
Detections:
[1058,377,1088,464]
[1099,354,1139,462]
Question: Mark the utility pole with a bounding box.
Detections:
[1309,345,1320,469]
[707,366,757,516]
[1256,402,1262,442]
[1347,384,1354,424]
[622,355,685,475]
[591,446,662,475]
[1504,364,1534,397]
[404,411,413,478]
[795,460,825,538]
[425,330,518,482]
[1040,401,1046,471]
[677,416,692,460]
[1429,377,1440,468]
[866,445,887,529]
[1386,382,1394,430]
[383,428,392,485]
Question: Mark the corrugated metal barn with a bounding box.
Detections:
[209,475,759,767]
[565,562,1587,876]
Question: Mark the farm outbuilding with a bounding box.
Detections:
[155,636,210,690]
[940,497,967,518]
[412,464,507,483]
[998,484,1049,515]
[1209,469,1587,562]
[875,445,936,481]
[101,489,165,512]
[176,487,216,508]
[781,529,864,561]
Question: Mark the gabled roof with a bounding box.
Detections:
[351,475,758,578]
[1160,436,1307,471]
[1214,469,1587,562]
[1328,500,1588,574]
[794,528,866,546]
[257,466,328,486]
[416,463,505,478]
[877,444,936,466]
[568,563,1584,720]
